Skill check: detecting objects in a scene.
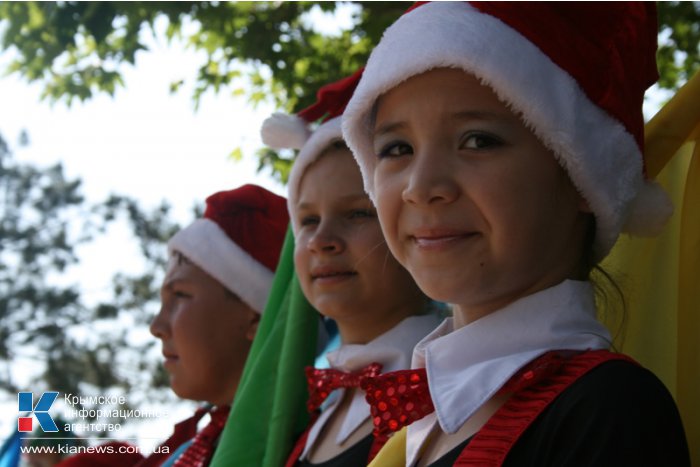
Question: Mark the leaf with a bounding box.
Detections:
[229,146,244,161]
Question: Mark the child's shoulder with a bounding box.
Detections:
[551,357,684,433]
[565,357,673,406]
[509,358,690,466]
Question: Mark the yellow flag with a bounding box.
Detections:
[368,428,406,467]
[603,71,700,465]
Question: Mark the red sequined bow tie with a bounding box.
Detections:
[361,351,576,438]
[305,362,383,413]
[361,368,434,438]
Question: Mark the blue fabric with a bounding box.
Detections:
[314,332,341,369]
[159,438,193,467]
[0,430,23,467]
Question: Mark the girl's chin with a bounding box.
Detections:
[413,281,461,305]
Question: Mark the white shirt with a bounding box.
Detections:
[405,280,611,467]
[300,313,443,460]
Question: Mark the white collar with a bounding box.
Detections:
[406,280,611,466]
[301,314,443,460]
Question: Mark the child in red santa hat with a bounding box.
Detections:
[148,183,288,466]
[342,2,690,466]
[57,184,289,467]
[262,71,443,466]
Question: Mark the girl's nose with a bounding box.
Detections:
[149,305,170,339]
[402,148,460,206]
[307,221,345,254]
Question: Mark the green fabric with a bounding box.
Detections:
[210,226,318,467]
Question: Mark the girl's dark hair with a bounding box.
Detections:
[173,250,190,266]
[582,216,627,348]
[321,139,350,156]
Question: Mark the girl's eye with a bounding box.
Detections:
[461,132,503,150]
[349,209,375,220]
[300,215,319,227]
[174,291,192,299]
[377,141,413,158]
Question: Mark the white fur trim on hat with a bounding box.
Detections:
[622,180,674,236]
[342,2,670,260]
[261,113,311,150]
[286,116,344,232]
[168,218,274,313]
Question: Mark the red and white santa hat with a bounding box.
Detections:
[260,69,364,231]
[342,2,672,259]
[168,184,289,313]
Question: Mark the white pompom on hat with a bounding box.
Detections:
[342,1,673,260]
[260,113,310,150]
[259,69,364,231]
[168,184,289,313]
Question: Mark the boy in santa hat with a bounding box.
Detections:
[150,183,288,466]
[58,184,289,467]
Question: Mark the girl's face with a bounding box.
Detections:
[293,147,426,344]
[372,68,589,325]
[151,257,258,405]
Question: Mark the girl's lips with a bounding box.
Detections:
[311,271,357,285]
[411,231,479,250]
[310,266,357,280]
[310,266,358,286]
[163,355,178,370]
[162,351,178,365]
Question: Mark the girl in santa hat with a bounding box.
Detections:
[261,71,444,467]
[342,2,690,466]
[56,184,290,467]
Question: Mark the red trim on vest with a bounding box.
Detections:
[454,350,636,466]
[136,407,208,467]
[57,408,208,467]
[285,413,319,467]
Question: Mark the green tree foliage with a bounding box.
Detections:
[0,132,181,420]
[1,132,89,393]
[1,2,697,181]
[657,1,700,89]
[0,1,410,181]
[0,2,409,107]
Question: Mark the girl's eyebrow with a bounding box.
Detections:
[334,193,372,204]
[373,120,407,139]
[373,110,509,138]
[452,110,505,122]
[297,193,369,212]
[162,277,186,291]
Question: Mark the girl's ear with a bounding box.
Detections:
[246,310,261,342]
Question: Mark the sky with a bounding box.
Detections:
[0,18,285,211]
